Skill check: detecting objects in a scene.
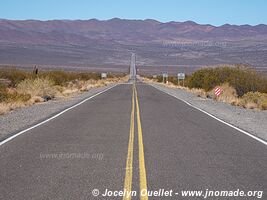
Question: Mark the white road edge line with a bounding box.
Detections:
[0,84,118,147]
[149,84,267,146]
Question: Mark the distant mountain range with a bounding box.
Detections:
[0,18,267,73]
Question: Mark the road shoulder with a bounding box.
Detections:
[149,83,267,142]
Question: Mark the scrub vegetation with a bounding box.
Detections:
[0,68,127,114]
[145,65,267,110]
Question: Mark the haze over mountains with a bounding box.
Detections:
[1,18,267,73]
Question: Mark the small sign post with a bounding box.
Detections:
[214,87,222,98]
[177,73,185,86]
[101,73,107,79]
[163,72,168,84]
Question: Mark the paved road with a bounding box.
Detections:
[0,83,266,200]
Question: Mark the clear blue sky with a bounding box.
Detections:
[1,0,266,25]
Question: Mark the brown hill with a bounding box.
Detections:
[0,18,267,73]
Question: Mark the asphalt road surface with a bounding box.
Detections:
[0,83,266,200]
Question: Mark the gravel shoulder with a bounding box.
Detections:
[150,83,267,142]
[0,84,117,142]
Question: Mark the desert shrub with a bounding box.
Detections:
[107,73,126,79]
[0,84,8,102]
[156,75,163,82]
[239,92,267,110]
[227,69,267,96]
[187,66,267,96]
[156,75,177,84]
[77,72,101,81]
[39,71,77,86]
[17,78,56,98]
[0,85,30,103]
[40,71,101,86]
[168,76,178,85]
[5,92,31,103]
[187,68,209,89]
[0,69,32,87]
[187,67,236,91]
[106,73,115,79]
[0,82,6,90]
[0,69,103,87]
[206,83,239,104]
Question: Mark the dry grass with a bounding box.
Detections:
[0,101,32,115]
[0,103,10,115]
[187,66,267,96]
[59,76,128,96]
[142,76,207,97]
[142,76,267,110]
[0,72,127,115]
[190,88,207,98]
[140,77,155,83]
[188,83,267,110]
[218,83,238,103]
[17,78,57,98]
[206,83,239,104]
[238,92,267,110]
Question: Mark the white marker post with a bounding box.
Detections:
[214,87,222,100]
[163,72,168,84]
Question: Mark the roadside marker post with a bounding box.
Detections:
[214,87,222,98]
[163,72,168,84]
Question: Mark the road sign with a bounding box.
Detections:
[214,87,222,97]
[177,73,185,86]
[177,73,185,80]
[101,73,107,79]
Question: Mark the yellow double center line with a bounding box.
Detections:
[123,85,135,200]
[123,84,148,200]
